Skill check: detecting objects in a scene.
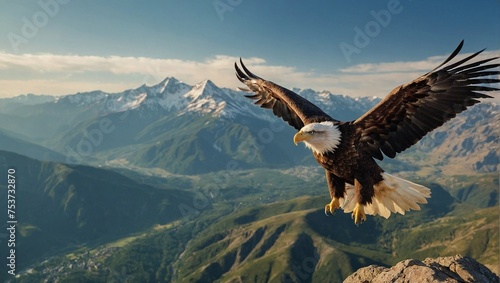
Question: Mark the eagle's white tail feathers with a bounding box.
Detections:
[340,173,431,219]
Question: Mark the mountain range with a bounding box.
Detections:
[0,77,380,174]
[0,77,498,282]
[0,77,497,174]
[0,76,497,205]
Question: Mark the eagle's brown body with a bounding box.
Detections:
[235,41,499,224]
[313,122,384,204]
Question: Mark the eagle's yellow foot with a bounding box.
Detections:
[351,203,366,225]
[324,197,341,216]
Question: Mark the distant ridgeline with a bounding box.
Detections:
[0,78,496,175]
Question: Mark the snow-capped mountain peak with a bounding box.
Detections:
[158,77,188,95]
[10,77,383,123]
[183,79,228,116]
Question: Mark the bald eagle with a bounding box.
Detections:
[235,41,499,224]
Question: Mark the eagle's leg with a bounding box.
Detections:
[351,178,367,224]
[325,197,341,215]
[324,170,345,216]
[352,203,366,225]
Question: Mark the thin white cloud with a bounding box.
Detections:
[0,50,498,100]
[0,52,317,96]
[0,52,267,92]
[340,50,500,73]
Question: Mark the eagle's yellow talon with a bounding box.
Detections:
[324,197,341,216]
[351,204,366,224]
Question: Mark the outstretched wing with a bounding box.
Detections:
[354,41,499,160]
[235,59,335,130]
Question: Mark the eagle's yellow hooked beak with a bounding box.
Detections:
[293,131,312,145]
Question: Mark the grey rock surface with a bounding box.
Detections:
[343,255,499,283]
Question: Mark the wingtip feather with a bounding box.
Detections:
[239,59,261,80]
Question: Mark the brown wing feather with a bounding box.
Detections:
[235,59,336,130]
[354,41,499,160]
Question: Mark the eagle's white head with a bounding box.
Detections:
[293,121,341,155]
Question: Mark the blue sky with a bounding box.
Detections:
[1,0,499,98]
